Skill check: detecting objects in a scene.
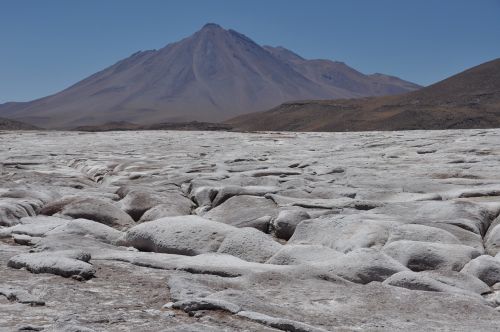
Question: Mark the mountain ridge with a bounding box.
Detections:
[227,57,500,132]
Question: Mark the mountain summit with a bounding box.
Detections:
[0,24,420,128]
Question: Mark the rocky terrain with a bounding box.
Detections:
[0,23,419,129]
[1,129,500,331]
[228,58,500,131]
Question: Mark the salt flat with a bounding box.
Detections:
[1,129,500,331]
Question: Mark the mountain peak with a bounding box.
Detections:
[201,23,223,30]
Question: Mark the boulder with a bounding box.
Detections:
[7,250,95,279]
[383,240,481,271]
[217,228,281,263]
[373,200,493,236]
[383,270,481,297]
[485,216,500,256]
[203,195,278,232]
[418,270,491,295]
[175,253,287,277]
[139,196,195,222]
[420,223,484,253]
[211,185,279,207]
[39,196,79,216]
[45,218,124,245]
[0,216,68,238]
[160,324,222,332]
[0,286,45,306]
[270,209,310,240]
[58,197,134,229]
[266,244,344,265]
[289,214,396,253]
[190,186,217,207]
[387,224,460,245]
[115,189,165,221]
[121,216,235,255]
[0,199,39,226]
[323,248,409,284]
[461,255,500,286]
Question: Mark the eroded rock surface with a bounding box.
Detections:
[1,129,500,330]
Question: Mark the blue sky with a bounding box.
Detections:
[0,0,499,103]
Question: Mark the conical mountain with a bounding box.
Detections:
[0,23,420,128]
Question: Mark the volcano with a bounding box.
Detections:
[0,23,420,129]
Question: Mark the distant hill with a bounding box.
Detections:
[0,23,419,129]
[227,58,500,131]
[0,117,38,130]
[74,121,232,132]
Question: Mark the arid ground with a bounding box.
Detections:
[1,129,500,331]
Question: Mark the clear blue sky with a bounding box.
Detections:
[0,0,499,103]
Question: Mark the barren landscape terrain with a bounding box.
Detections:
[1,129,500,331]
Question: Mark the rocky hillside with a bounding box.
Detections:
[0,117,38,130]
[228,58,500,131]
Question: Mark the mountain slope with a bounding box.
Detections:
[0,117,39,130]
[264,46,420,96]
[227,58,500,131]
[0,23,420,129]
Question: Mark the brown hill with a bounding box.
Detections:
[0,24,419,129]
[74,121,231,132]
[227,58,500,131]
[0,117,39,130]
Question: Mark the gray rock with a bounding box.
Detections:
[271,209,310,240]
[387,224,460,245]
[172,297,241,313]
[121,215,234,255]
[203,195,278,232]
[237,310,329,332]
[244,169,302,177]
[289,214,397,253]
[45,218,124,244]
[383,270,482,298]
[138,197,195,222]
[421,222,485,253]
[217,227,281,263]
[7,250,95,279]
[211,185,279,207]
[12,234,39,246]
[0,216,68,237]
[323,248,409,284]
[266,244,344,265]
[58,197,134,229]
[174,253,288,277]
[0,199,39,226]
[373,200,493,236]
[39,196,80,215]
[115,189,165,221]
[383,240,481,271]
[0,286,45,306]
[190,186,217,208]
[461,255,500,286]
[485,219,500,256]
[160,324,226,332]
[266,193,378,210]
[49,322,97,332]
[418,270,491,295]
